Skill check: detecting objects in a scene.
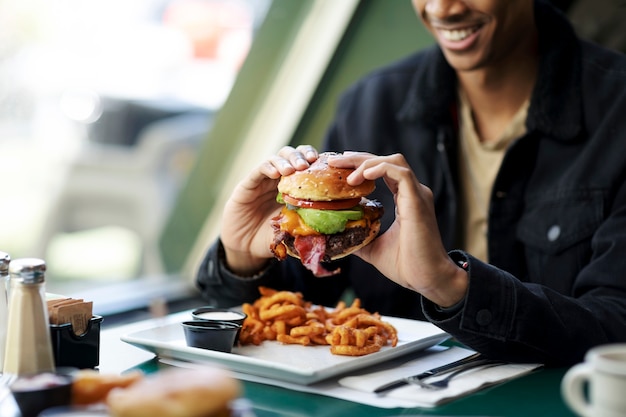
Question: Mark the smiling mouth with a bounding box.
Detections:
[438,25,481,42]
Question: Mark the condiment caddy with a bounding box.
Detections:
[0,255,102,376]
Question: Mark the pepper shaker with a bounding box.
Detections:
[3,258,55,376]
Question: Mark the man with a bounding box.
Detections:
[196,0,626,366]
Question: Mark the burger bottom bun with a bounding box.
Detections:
[106,367,240,417]
[286,220,381,261]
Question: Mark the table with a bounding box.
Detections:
[124,358,574,417]
[1,315,579,417]
[102,316,578,417]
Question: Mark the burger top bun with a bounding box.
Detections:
[278,152,375,201]
[106,367,240,417]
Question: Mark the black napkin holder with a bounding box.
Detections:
[49,315,103,369]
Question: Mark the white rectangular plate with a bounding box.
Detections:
[121,313,449,385]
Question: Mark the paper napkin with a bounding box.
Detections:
[161,346,541,409]
[339,346,542,408]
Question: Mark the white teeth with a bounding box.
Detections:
[440,27,478,41]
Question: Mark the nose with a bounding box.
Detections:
[423,0,468,20]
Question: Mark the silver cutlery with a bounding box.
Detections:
[373,352,483,395]
[405,360,505,390]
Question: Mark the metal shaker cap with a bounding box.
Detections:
[9,258,46,284]
[0,251,9,274]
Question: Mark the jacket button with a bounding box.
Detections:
[547,225,561,242]
[476,309,492,326]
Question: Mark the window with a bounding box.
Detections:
[0,0,429,316]
[0,0,270,311]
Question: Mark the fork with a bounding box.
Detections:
[406,360,505,390]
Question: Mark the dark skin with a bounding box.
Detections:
[220,0,539,308]
[415,0,538,143]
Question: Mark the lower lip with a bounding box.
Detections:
[435,28,481,52]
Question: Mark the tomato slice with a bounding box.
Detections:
[282,194,361,210]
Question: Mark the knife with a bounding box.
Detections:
[374,352,482,395]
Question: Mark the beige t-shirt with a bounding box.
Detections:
[458,90,529,262]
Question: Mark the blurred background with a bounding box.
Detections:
[0,0,623,316]
[0,0,270,296]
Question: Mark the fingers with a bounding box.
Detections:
[251,149,418,200]
[237,145,320,196]
[327,151,374,170]
[278,145,318,167]
[249,145,317,180]
[354,154,415,185]
[329,153,415,190]
[258,145,319,177]
[294,145,319,162]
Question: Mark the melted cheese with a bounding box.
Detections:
[278,207,370,236]
[278,207,319,236]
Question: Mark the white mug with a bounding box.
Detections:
[562,343,626,417]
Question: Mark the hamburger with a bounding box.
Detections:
[270,152,384,277]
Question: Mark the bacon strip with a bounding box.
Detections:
[294,235,340,277]
[270,230,288,260]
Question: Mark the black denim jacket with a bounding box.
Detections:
[197,1,626,366]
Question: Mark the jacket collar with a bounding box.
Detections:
[398,0,583,142]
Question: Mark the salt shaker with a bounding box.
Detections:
[0,251,9,370]
[3,258,55,376]
[0,251,9,292]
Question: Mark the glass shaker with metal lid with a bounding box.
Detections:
[3,258,55,375]
[0,251,9,288]
[0,251,9,370]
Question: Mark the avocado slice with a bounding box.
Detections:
[296,207,363,234]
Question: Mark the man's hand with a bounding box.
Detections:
[329,152,468,307]
[220,145,319,276]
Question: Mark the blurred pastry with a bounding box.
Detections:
[106,367,241,417]
[72,370,144,406]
